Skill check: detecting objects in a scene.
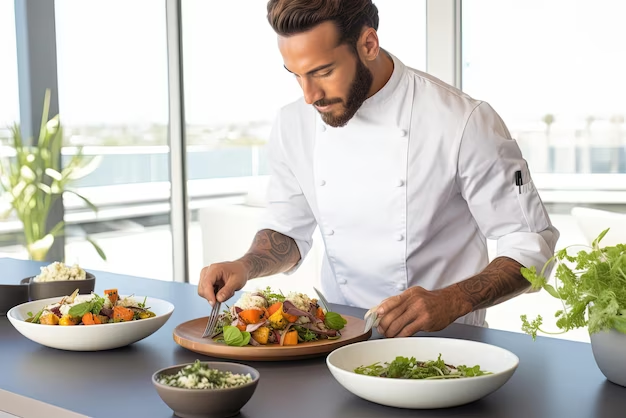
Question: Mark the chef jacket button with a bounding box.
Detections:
[326,229,335,236]
[396,283,406,291]
[338,278,347,285]
[399,129,407,137]
[396,179,404,187]
[318,124,326,132]
[395,234,404,241]
[319,179,326,186]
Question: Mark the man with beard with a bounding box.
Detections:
[198,0,560,338]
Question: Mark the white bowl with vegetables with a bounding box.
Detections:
[7,288,174,351]
[326,337,519,409]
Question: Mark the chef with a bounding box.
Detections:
[198,0,560,338]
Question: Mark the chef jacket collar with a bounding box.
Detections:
[359,50,407,111]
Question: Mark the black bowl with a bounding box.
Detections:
[0,282,29,316]
[20,272,96,300]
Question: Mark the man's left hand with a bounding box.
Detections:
[375,286,467,338]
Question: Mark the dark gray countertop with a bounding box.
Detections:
[1,257,625,418]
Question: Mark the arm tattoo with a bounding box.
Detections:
[239,229,301,279]
[452,256,531,312]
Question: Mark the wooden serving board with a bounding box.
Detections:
[173,315,372,361]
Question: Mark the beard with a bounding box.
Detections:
[314,57,373,128]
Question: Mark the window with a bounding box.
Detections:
[462,0,626,342]
[462,0,626,177]
[376,0,427,71]
[0,1,22,257]
[54,0,173,280]
[0,0,19,131]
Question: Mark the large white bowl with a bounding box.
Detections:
[326,337,519,409]
[7,295,174,351]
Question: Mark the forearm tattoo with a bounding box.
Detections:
[454,256,531,311]
[241,229,301,279]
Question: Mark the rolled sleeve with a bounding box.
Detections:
[257,111,317,275]
[456,102,560,282]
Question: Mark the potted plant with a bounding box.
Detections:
[0,89,106,262]
[520,228,626,386]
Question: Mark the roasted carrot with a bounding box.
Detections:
[104,289,119,305]
[236,320,247,331]
[283,311,298,323]
[316,306,325,321]
[113,306,134,322]
[239,308,266,324]
[267,302,282,316]
[282,329,298,346]
[81,312,101,325]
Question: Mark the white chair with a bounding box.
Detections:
[570,207,626,247]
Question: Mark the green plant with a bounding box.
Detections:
[520,228,626,340]
[0,89,106,261]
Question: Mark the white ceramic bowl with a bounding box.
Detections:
[7,295,174,351]
[326,337,519,409]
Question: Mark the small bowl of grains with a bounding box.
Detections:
[152,360,260,418]
[21,261,95,301]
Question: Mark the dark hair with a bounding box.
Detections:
[266,0,379,49]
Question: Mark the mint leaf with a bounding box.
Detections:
[68,302,92,318]
[223,326,251,347]
[324,312,347,330]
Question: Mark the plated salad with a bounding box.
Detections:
[25,288,156,326]
[211,287,347,347]
[355,354,492,380]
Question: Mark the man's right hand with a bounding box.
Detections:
[198,261,249,306]
[197,229,301,306]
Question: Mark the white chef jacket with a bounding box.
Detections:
[258,52,559,327]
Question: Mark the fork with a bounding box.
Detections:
[201,285,222,338]
[313,286,331,312]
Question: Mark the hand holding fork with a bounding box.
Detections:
[198,261,249,338]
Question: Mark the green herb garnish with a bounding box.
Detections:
[157,360,253,389]
[260,286,285,305]
[324,312,347,330]
[90,294,105,315]
[355,354,490,379]
[68,302,92,318]
[520,228,626,339]
[212,308,233,338]
[26,309,44,324]
[223,325,251,347]
[295,326,318,342]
